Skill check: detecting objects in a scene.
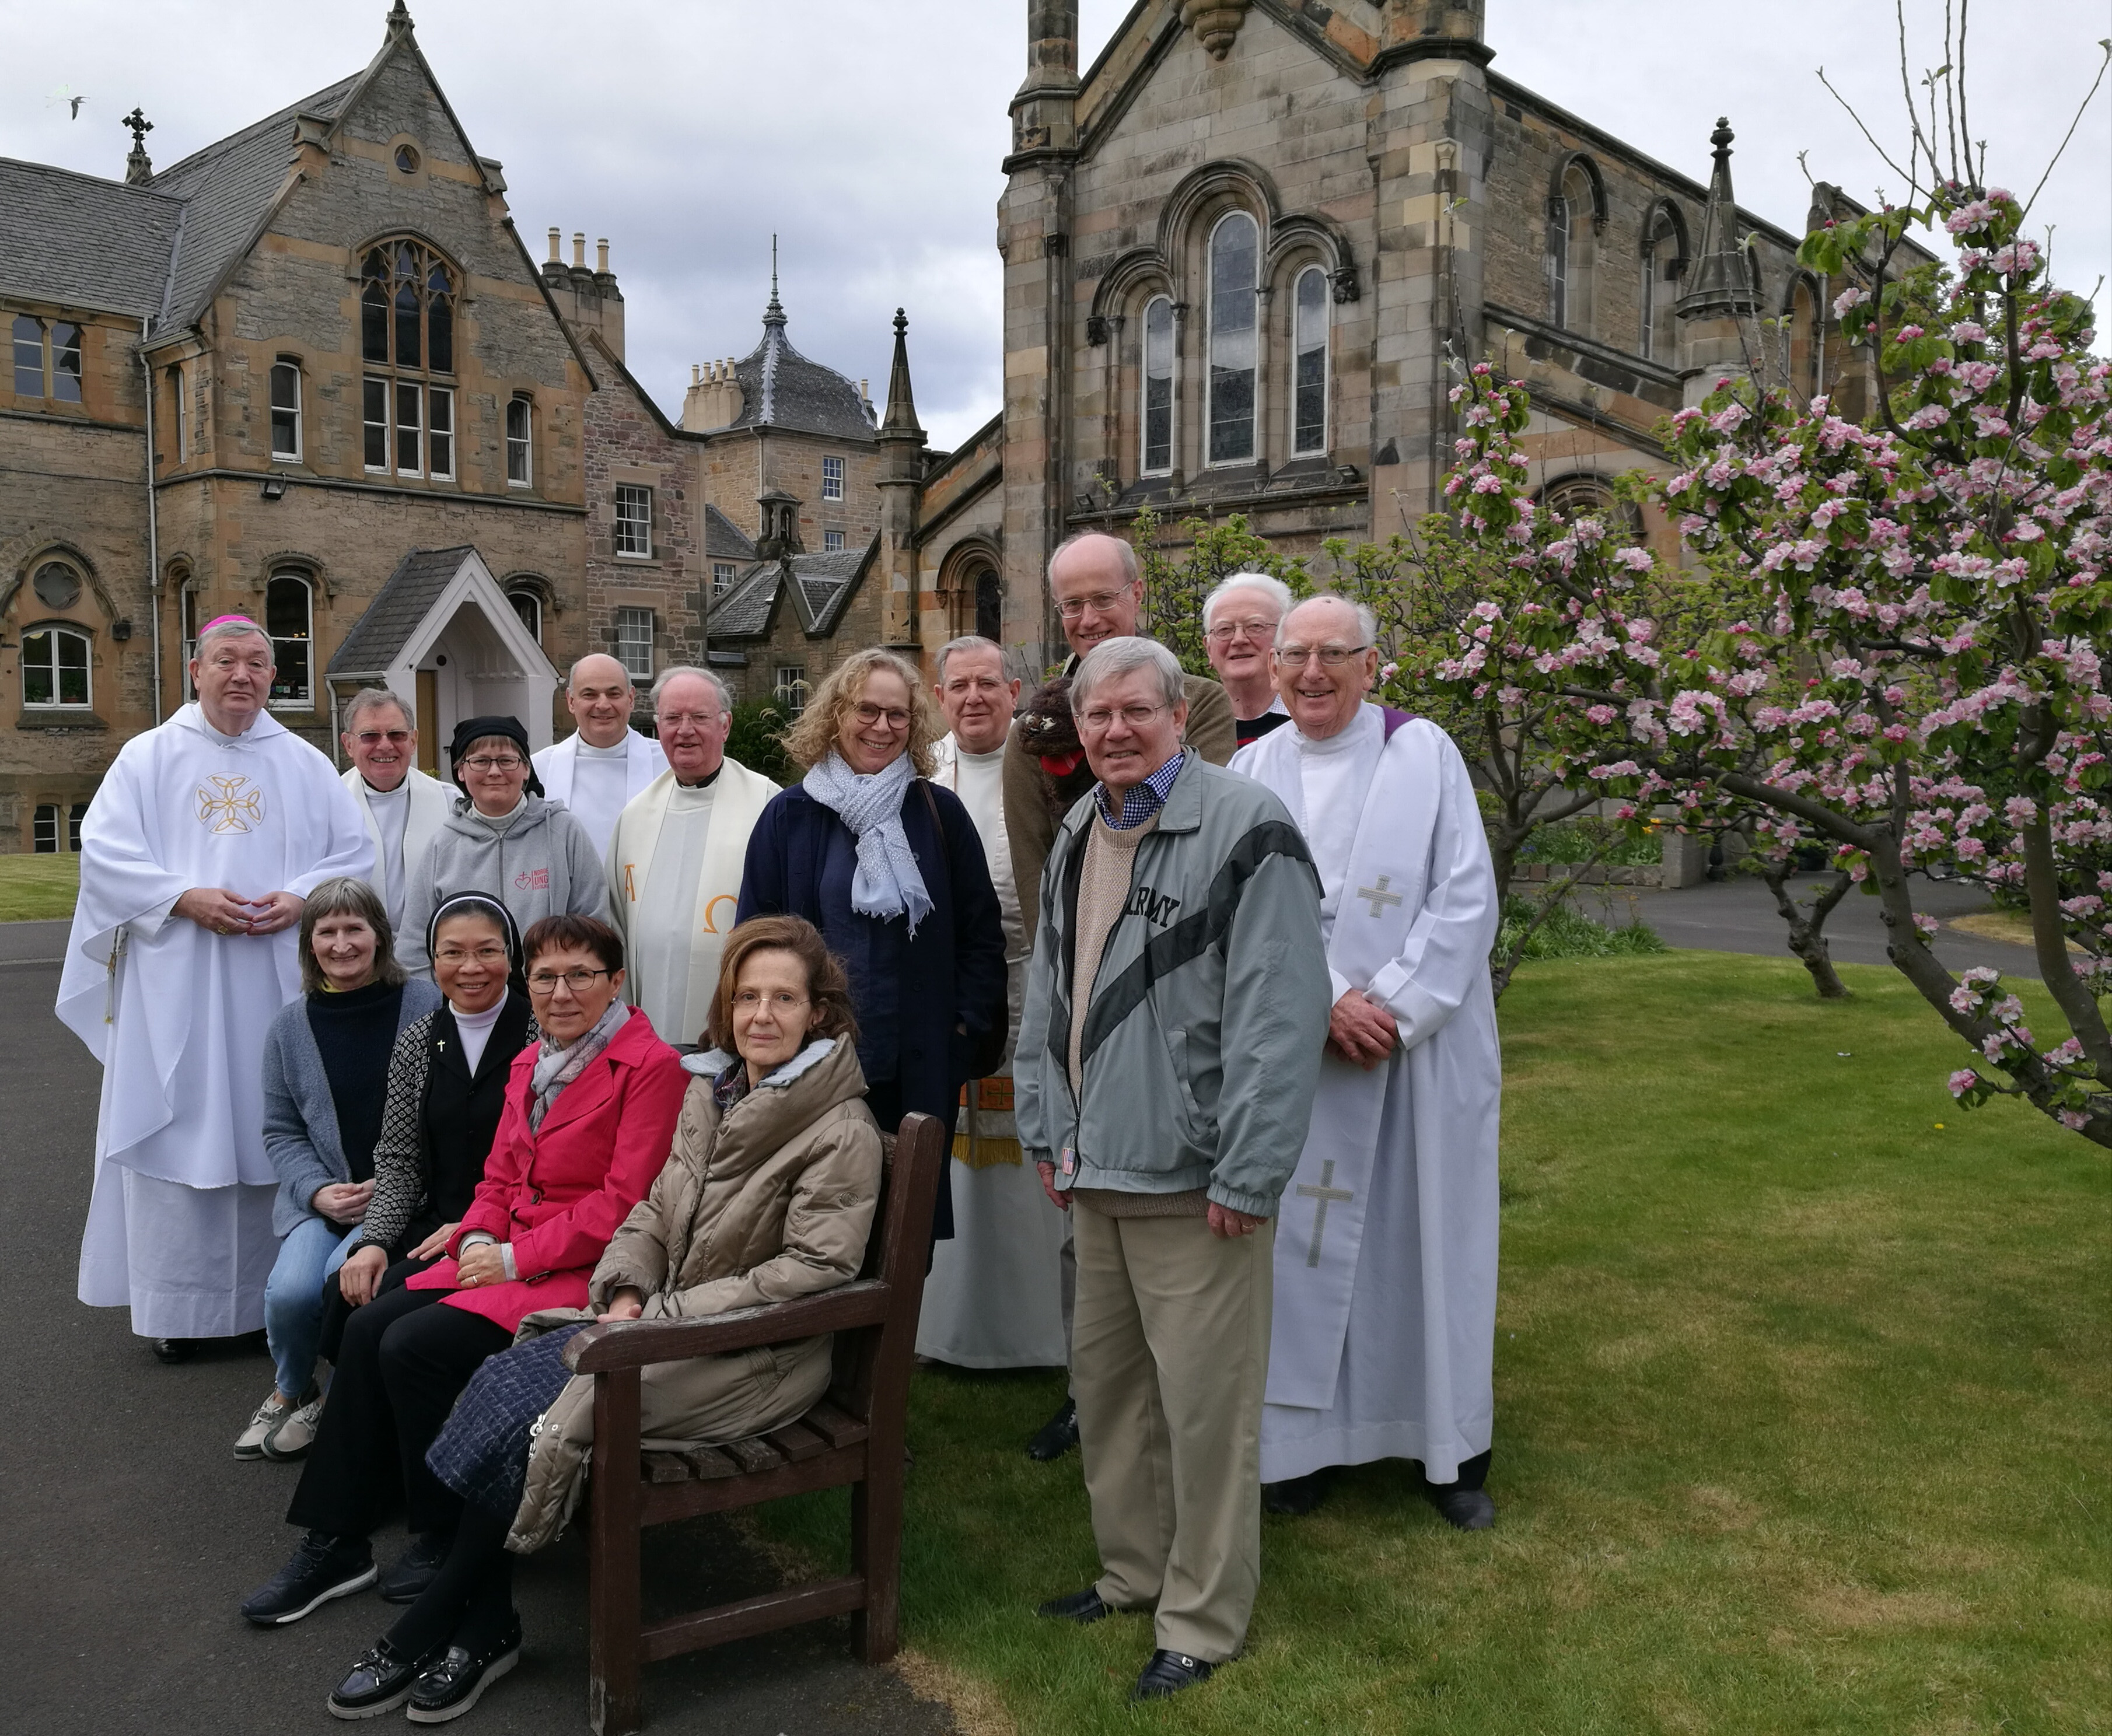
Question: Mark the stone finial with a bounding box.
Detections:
[387,1,414,34]
[1678,115,1757,324]
[881,309,922,439]
[122,107,153,184]
[1181,0,1251,58]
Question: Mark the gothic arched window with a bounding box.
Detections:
[1141,296,1175,476]
[1207,211,1260,466]
[1548,164,1599,335]
[360,241,457,481]
[1641,206,1683,360]
[1292,265,1329,456]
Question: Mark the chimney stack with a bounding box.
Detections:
[572,232,586,268]
[547,226,561,262]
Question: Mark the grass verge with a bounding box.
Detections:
[758,951,2110,1734]
[0,852,78,922]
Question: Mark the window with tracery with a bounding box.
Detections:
[361,241,456,480]
[1207,212,1260,466]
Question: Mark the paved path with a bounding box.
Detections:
[0,919,956,1736]
[1569,872,2046,981]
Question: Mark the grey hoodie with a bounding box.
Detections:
[400,793,614,974]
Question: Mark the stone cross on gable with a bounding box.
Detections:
[123,107,152,149]
[1296,1160,1354,1268]
[1356,875,1404,918]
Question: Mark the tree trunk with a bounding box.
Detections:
[1758,859,1854,999]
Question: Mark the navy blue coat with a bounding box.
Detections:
[737,778,1008,1241]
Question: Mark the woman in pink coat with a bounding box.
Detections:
[240,914,686,1638]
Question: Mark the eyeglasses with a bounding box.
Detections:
[1076,703,1170,732]
[1205,618,1279,644]
[1055,588,1134,620]
[526,967,613,995]
[851,702,911,729]
[732,989,811,1012]
[1274,644,1372,668]
[461,755,524,773]
[352,730,413,747]
[433,943,508,965]
[656,711,722,730]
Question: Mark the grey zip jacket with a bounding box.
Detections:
[400,792,614,973]
[1015,752,1331,1218]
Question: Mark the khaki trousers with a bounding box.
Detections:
[1072,1205,1274,1662]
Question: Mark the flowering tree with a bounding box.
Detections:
[1435,175,2112,1144]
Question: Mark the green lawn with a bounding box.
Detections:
[758,953,2111,1734]
[0,852,78,922]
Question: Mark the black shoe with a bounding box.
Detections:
[378,1532,450,1604]
[151,1337,194,1364]
[406,1622,522,1723]
[1035,1586,1113,1623]
[1261,1466,1337,1516]
[241,1532,376,1626]
[1426,1485,1496,1531]
[327,1639,433,1720]
[1026,1396,1079,1461]
[1131,1649,1215,1702]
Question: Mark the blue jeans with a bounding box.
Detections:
[264,1215,356,1398]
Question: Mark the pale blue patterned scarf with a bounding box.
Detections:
[802,748,933,937]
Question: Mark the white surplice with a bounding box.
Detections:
[915,730,1068,1369]
[533,729,667,858]
[341,765,450,938]
[58,704,375,1338]
[607,758,778,1048]
[1232,705,1502,1483]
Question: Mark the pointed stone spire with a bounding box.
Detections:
[880,309,922,439]
[1677,117,1757,321]
[387,1,415,36]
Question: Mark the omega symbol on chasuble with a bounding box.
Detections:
[196,774,267,834]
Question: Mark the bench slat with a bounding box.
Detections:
[721,1435,785,1474]
[801,1399,869,1450]
[677,1444,740,1480]
[764,1420,828,1462]
[641,1450,691,1484]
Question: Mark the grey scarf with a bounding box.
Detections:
[801,748,933,936]
[527,998,628,1130]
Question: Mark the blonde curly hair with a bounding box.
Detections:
[780,648,944,779]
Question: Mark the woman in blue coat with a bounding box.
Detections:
[737,649,1006,1240]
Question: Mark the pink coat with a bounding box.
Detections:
[407,1010,687,1333]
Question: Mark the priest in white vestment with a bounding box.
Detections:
[606,667,777,1048]
[917,636,1068,1369]
[531,652,668,858]
[58,617,375,1356]
[337,687,448,936]
[1231,594,1503,1528]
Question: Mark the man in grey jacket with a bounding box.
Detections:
[1016,636,1330,1703]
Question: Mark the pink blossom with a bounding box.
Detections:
[1947,1069,1980,1096]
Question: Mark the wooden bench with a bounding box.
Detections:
[561,1110,945,1735]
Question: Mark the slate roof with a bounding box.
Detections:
[0,74,361,331]
[327,546,475,675]
[0,159,185,317]
[719,293,877,443]
[703,506,758,561]
[706,543,872,640]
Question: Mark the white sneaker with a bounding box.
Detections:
[263,1387,324,1461]
[235,1391,289,1460]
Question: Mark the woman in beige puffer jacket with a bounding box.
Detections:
[506,1024,880,1551]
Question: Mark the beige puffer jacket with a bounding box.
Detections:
[506,1032,882,1552]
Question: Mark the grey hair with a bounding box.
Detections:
[1280,592,1378,650]
[936,635,1006,685]
[649,664,730,712]
[1048,529,1140,586]
[194,617,274,661]
[1071,635,1186,712]
[343,686,414,732]
[1202,570,1294,631]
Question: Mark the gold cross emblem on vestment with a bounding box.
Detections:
[197,774,265,834]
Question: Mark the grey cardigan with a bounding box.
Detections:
[261,978,443,1236]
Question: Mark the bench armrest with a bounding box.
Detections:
[564,1280,895,1374]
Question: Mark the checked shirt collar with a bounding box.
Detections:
[1093,749,1186,831]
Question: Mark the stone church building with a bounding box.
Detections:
[2,0,1898,849]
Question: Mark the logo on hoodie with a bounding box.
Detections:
[515,867,550,892]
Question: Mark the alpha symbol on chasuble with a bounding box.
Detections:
[1296,1159,1354,1267]
[196,774,266,834]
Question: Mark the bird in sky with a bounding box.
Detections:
[48,86,87,118]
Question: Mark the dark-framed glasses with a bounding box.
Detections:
[461,754,525,773]
[851,702,911,729]
[526,966,613,995]
[1274,643,1372,669]
[353,729,414,747]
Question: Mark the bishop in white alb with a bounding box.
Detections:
[58,702,374,1340]
[1233,685,1501,1490]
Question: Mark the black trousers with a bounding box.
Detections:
[286,1286,512,1541]
[386,1500,515,1659]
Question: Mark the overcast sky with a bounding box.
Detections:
[4,2,2105,450]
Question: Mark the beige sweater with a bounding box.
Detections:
[1065,811,1205,1219]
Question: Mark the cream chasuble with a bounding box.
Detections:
[1232,706,1503,1484]
[915,731,1068,1370]
[58,704,375,1337]
[609,758,778,1047]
